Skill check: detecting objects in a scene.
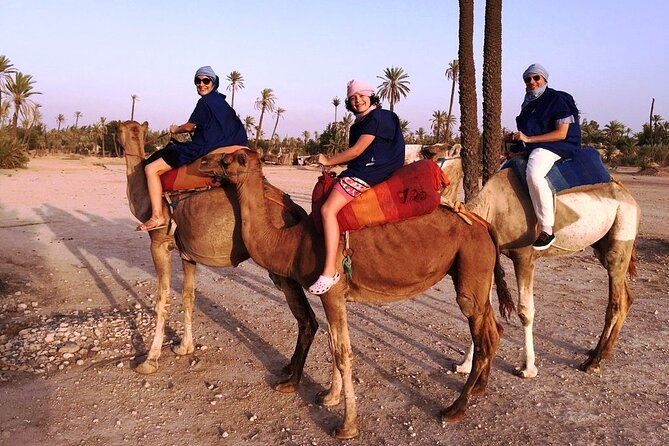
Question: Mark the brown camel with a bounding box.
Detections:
[200,148,515,439]
[431,147,640,378]
[118,120,318,390]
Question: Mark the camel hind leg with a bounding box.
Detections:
[442,242,500,421]
[582,238,635,374]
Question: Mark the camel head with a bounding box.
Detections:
[117,121,149,157]
[200,148,261,185]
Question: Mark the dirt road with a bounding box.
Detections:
[1,156,667,445]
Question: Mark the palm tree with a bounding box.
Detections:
[458,0,480,200]
[243,115,256,138]
[0,55,16,127]
[56,114,65,132]
[74,111,82,128]
[341,113,353,143]
[302,130,310,151]
[6,72,41,134]
[254,88,277,150]
[377,67,411,113]
[332,97,340,123]
[416,127,427,145]
[97,117,107,157]
[481,0,503,184]
[226,71,244,108]
[399,119,410,140]
[270,108,286,148]
[431,110,447,143]
[130,94,139,120]
[445,59,459,143]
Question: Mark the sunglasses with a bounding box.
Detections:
[524,75,543,83]
[194,77,213,85]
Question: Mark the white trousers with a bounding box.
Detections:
[526,148,561,231]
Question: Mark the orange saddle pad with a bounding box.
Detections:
[312,159,450,233]
[160,145,247,192]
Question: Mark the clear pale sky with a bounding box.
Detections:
[2,0,668,138]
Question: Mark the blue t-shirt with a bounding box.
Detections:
[173,91,248,166]
[341,108,406,185]
[515,87,581,158]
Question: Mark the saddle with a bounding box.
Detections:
[503,147,611,194]
[311,159,450,233]
[159,145,247,192]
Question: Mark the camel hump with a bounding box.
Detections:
[161,145,249,192]
[312,160,449,233]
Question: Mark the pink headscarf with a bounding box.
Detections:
[346,79,374,99]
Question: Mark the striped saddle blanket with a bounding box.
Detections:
[503,147,611,194]
[311,159,450,233]
[159,145,247,192]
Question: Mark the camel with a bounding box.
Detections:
[430,145,640,378]
[118,120,318,391]
[200,148,515,439]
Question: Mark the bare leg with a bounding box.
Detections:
[142,158,173,225]
[320,192,349,277]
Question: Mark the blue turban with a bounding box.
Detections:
[523,63,549,81]
[195,65,219,90]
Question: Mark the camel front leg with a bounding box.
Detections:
[135,237,173,375]
[511,251,538,378]
[317,293,359,440]
[273,276,318,393]
[172,258,197,356]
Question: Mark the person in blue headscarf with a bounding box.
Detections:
[136,65,248,231]
[506,63,581,250]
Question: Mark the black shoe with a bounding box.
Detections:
[532,231,555,251]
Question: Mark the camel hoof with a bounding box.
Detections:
[172,344,194,356]
[274,380,298,394]
[580,360,601,375]
[333,424,359,440]
[316,391,340,407]
[440,403,466,423]
[513,366,538,379]
[134,359,158,375]
[454,362,472,374]
[471,385,486,397]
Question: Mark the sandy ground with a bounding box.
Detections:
[0,155,668,446]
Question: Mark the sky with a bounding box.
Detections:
[2,0,668,139]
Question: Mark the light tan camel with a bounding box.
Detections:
[431,146,640,378]
[200,148,515,439]
[118,121,318,390]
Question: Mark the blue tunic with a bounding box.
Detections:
[341,108,405,185]
[150,91,248,168]
[515,87,581,158]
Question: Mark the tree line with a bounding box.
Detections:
[1,52,667,170]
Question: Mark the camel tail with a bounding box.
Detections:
[487,222,515,321]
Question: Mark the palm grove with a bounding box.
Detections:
[1,52,667,171]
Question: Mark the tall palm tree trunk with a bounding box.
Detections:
[482,0,503,184]
[458,0,480,201]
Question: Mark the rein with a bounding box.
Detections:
[144,131,170,147]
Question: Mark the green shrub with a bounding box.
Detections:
[0,130,30,168]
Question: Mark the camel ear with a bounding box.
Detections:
[141,121,149,131]
[450,144,461,157]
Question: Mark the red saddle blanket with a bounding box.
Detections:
[160,145,247,192]
[311,159,450,233]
